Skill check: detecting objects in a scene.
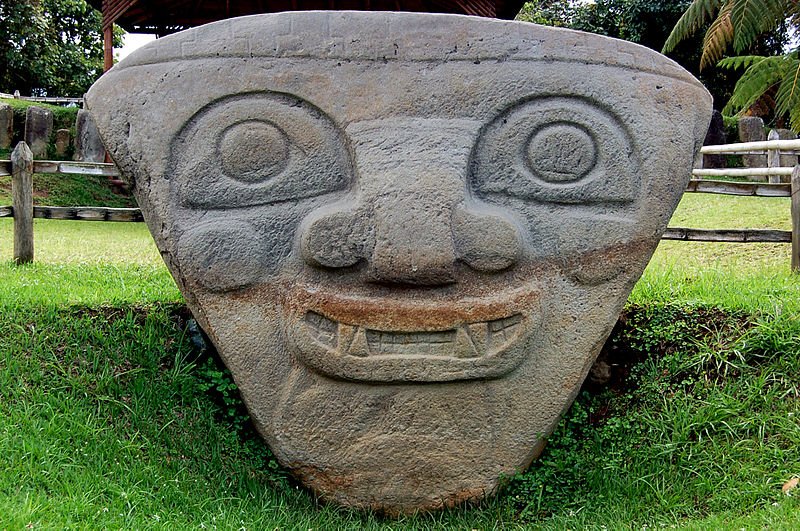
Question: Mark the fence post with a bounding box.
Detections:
[11,141,34,264]
[792,165,800,272]
[768,130,781,184]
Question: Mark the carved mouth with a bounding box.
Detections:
[306,311,522,359]
[291,311,533,383]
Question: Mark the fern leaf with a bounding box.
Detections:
[701,3,734,70]
[789,103,800,133]
[774,55,800,117]
[718,55,767,70]
[722,56,787,115]
[730,0,787,53]
[663,0,723,53]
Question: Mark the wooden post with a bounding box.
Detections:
[11,141,34,265]
[768,130,781,184]
[792,165,800,272]
[103,24,114,72]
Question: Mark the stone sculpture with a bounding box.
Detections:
[86,12,712,514]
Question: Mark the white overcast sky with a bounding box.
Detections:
[115,33,157,62]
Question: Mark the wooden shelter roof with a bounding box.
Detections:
[89,0,526,34]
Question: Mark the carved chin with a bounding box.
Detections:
[288,310,535,383]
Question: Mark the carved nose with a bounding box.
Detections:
[368,190,457,286]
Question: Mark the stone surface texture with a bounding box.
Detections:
[776,128,799,168]
[0,103,12,149]
[702,109,726,169]
[24,106,53,158]
[74,108,106,162]
[739,116,767,176]
[54,128,71,156]
[86,12,712,514]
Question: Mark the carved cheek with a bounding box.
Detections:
[176,221,266,292]
[451,206,521,272]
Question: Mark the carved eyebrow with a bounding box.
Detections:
[168,91,353,209]
[469,96,638,205]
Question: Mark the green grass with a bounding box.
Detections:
[0,190,799,528]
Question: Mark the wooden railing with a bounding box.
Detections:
[664,138,800,271]
[2,139,800,270]
[0,91,83,106]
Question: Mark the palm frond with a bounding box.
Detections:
[722,55,789,116]
[663,0,723,53]
[730,0,788,53]
[700,2,734,70]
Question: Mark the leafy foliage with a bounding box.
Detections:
[0,0,122,96]
[665,0,799,129]
[517,0,785,111]
[719,54,800,128]
[664,0,788,67]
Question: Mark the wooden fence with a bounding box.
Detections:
[0,91,83,106]
[2,139,800,269]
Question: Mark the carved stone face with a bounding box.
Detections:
[87,12,711,514]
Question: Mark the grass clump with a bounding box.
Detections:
[0,303,293,529]
[505,304,800,528]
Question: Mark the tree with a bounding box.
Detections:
[517,0,787,111]
[663,0,799,129]
[0,0,121,96]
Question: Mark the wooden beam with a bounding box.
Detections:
[701,138,800,154]
[693,167,793,178]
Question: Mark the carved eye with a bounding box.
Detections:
[219,120,290,183]
[171,92,352,208]
[470,96,638,203]
[525,123,597,183]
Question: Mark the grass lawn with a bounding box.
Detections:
[0,189,799,528]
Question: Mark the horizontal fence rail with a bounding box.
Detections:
[0,160,119,177]
[2,139,800,270]
[684,179,791,197]
[0,206,142,222]
[662,228,792,243]
[0,92,83,106]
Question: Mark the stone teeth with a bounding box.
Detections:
[486,315,523,350]
[488,314,522,332]
[364,329,458,357]
[455,327,480,359]
[305,312,338,348]
[308,313,523,358]
[344,325,369,357]
[466,322,488,357]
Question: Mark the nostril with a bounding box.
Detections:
[301,209,366,269]
[452,206,521,272]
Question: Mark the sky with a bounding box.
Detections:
[115,33,157,62]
